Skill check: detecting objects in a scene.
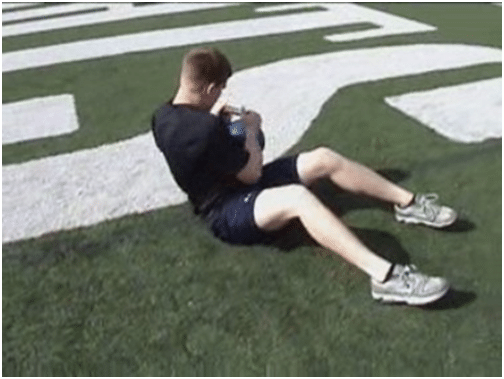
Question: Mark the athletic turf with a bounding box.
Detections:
[3,3,501,376]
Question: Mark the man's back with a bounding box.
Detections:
[151,102,249,214]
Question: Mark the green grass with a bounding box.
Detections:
[3,3,502,376]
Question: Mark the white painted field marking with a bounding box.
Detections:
[385,78,502,143]
[2,95,79,145]
[2,3,435,72]
[2,3,37,10]
[3,133,180,243]
[2,3,236,37]
[3,44,501,243]
[2,3,105,22]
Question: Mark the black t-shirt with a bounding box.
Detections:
[151,102,250,214]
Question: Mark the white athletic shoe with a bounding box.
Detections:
[371,264,449,305]
[394,193,457,228]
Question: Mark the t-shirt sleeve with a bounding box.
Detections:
[207,118,250,175]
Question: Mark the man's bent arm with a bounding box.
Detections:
[236,127,263,185]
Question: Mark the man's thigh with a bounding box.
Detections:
[254,184,311,232]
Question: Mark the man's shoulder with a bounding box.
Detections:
[153,102,219,127]
[152,102,224,151]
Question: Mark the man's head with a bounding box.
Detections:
[178,47,232,109]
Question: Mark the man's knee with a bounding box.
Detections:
[297,146,345,184]
[283,183,313,206]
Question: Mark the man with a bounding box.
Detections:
[151,47,457,305]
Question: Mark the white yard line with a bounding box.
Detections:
[3,3,236,37]
[2,95,79,145]
[3,3,436,72]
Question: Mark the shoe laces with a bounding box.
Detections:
[417,193,441,221]
[398,264,424,290]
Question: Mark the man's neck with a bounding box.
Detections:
[172,88,210,112]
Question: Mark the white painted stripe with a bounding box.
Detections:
[2,3,37,10]
[2,95,79,145]
[385,78,502,143]
[2,3,236,37]
[3,44,501,243]
[2,4,436,72]
[2,3,107,22]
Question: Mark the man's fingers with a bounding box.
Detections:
[223,104,246,115]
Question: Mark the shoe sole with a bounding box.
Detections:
[395,214,457,229]
[372,285,450,305]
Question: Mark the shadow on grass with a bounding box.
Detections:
[307,168,423,218]
[420,289,477,310]
[437,218,475,233]
[307,170,476,233]
[377,289,477,310]
[309,177,391,217]
[269,167,475,254]
[270,223,477,310]
[270,220,411,265]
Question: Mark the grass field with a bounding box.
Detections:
[3,3,502,376]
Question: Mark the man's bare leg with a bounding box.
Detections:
[254,184,392,282]
[297,147,414,207]
[253,184,450,304]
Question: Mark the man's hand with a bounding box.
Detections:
[221,104,246,117]
[241,110,261,131]
[210,96,232,117]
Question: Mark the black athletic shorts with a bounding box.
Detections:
[204,155,301,245]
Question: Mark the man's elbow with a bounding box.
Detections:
[237,167,262,185]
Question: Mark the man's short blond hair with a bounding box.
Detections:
[181,47,233,86]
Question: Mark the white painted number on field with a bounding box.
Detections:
[2,3,436,72]
[3,3,107,23]
[2,44,501,243]
[385,78,502,143]
[2,3,235,37]
[220,45,501,163]
[2,3,37,10]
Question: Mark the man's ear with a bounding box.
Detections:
[206,82,216,95]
